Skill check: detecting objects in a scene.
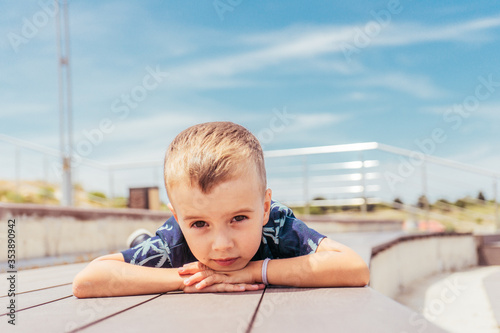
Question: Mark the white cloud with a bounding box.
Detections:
[99,109,349,161]
[3,3,500,175]
[445,143,499,169]
[159,15,500,90]
[372,16,500,47]
[165,25,355,87]
[475,102,500,119]
[354,73,449,99]
[288,113,347,131]
[253,111,349,149]
[109,112,211,142]
[0,102,52,117]
[419,102,500,119]
[344,91,376,101]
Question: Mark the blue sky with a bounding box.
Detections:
[1,0,500,202]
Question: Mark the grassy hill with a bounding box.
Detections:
[0,179,128,208]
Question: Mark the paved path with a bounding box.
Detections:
[395,266,500,333]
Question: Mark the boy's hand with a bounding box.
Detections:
[178,261,265,293]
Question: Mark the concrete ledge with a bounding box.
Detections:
[0,203,171,265]
[369,233,477,299]
[0,202,172,221]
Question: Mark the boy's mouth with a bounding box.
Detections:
[213,257,239,266]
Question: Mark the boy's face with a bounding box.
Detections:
[168,167,272,271]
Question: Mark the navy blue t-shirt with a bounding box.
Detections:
[121,201,326,268]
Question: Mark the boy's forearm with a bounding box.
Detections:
[73,260,184,298]
[256,252,369,288]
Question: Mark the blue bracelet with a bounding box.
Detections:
[262,258,271,285]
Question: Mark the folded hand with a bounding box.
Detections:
[178,261,265,293]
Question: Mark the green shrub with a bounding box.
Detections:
[110,197,127,208]
[89,191,107,199]
[455,199,467,208]
[38,186,55,200]
[6,191,24,203]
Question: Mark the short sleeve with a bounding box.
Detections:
[260,201,326,259]
[278,217,326,257]
[121,216,196,268]
[121,235,173,268]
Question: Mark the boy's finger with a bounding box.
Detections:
[207,283,262,292]
[183,284,241,293]
[200,283,243,293]
[183,283,264,293]
[218,283,264,292]
[194,273,229,289]
[179,261,199,271]
[178,261,210,274]
[178,266,196,275]
[245,284,266,290]
[222,284,246,292]
[183,270,216,286]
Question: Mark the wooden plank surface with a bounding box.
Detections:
[0,263,87,296]
[251,287,447,333]
[0,233,457,333]
[0,284,73,316]
[0,263,452,333]
[0,292,161,332]
[80,290,265,333]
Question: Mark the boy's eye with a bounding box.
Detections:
[191,221,207,228]
[232,215,247,222]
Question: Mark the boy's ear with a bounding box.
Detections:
[167,203,178,221]
[262,188,272,225]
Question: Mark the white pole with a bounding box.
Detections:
[494,177,499,231]
[303,156,309,216]
[55,0,73,206]
[15,146,20,196]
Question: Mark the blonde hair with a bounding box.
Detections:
[164,122,266,196]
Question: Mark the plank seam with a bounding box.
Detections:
[0,295,73,316]
[69,293,165,333]
[0,282,73,298]
[245,287,267,333]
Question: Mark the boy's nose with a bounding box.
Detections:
[212,232,234,252]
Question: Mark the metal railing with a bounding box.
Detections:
[1,134,499,229]
[265,142,499,229]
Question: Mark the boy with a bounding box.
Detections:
[73,122,369,298]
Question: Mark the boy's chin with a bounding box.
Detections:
[206,260,249,272]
